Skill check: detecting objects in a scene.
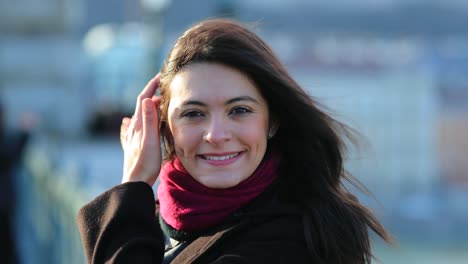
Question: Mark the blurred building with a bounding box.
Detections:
[0,0,151,138]
[0,0,84,137]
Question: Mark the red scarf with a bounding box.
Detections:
[157,153,279,232]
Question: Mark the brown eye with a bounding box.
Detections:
[182,110,204,119]
[229,106,251,116]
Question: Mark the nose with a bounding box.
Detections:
[203,116,231,145]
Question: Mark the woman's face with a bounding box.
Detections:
[167,63,270,189]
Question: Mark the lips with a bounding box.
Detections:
[198,151,243,166]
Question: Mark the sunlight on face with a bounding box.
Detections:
[167,63,270,188]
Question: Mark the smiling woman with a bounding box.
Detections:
[77,19,392,264]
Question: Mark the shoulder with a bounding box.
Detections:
[77,182,165,263]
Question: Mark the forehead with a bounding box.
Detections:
[168,63,264,103]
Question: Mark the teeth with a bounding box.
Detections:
[203,153,239,161]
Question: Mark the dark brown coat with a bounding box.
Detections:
[77,182,314,263]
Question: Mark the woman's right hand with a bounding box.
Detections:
[120,73,162,186]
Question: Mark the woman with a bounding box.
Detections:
[77,19,392,263]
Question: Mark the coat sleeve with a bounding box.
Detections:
[76,181,165,264]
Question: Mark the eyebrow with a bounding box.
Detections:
[182,96,259,106]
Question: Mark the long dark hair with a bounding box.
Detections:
[158,19,392,263]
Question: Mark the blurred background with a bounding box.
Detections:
[1,0,467,263]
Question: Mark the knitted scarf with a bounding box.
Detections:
[157,152,279,233]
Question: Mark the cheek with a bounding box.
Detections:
[239,122,268,146]
[172,125,201,153]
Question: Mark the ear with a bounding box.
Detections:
[268,120,280,139]
[271,122,279,135]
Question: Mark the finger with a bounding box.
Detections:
[130,73,161,139]
[151,95,161,107]
[133,73,161,123]
[141,98,159,150]
[120,117,131,147]
[122,117,131,126]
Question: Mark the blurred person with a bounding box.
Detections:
[0,101,35,264]
[77,19,392,263]
[87,102,132,137]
